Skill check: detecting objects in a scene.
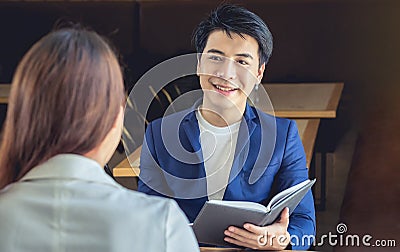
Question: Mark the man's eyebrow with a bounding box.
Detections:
[206,49,254,60]
[206,49,225,55]
[236,53,254,60]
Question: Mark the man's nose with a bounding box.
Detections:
[215,59,237,80]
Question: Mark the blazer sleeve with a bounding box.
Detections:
[137,122,172,197]
[165,200,200,252]
[276,120,316,250]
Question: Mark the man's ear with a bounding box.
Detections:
[257,63,266,83]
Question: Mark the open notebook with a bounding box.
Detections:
[192,179,316,246]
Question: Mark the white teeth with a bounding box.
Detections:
[215,85,236,92]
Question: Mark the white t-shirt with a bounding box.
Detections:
[196,110,241,200]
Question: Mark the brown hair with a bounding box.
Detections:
[0,28,125,188]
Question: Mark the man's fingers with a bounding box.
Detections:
[278,207,290,228]
[243,223,264,234]
[225,226,259,241]
[224,210,291,250]
[224,226,264,247]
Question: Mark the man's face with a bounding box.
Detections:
[197,30,265,112]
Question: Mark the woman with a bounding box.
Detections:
[0,27,198,252]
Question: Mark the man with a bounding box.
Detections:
[138,4,315,250]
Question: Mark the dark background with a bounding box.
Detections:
[1,0,399,132]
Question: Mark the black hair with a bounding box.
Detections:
[193,4,273,66]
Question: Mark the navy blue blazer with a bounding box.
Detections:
[138,104,316,250]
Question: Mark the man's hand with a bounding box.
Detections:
[223,207,291,250]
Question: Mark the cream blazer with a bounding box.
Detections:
[0,154,199,252]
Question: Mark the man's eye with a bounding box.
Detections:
[208,55,223,61]
[237,60,249,66]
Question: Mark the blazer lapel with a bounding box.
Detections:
[228,104,258,184]
[180,110,206,178]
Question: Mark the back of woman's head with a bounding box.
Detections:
[0,28,125,188]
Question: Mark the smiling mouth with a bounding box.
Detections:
[214,84,238,92]
[211,83,239,92]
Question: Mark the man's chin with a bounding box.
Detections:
[203,97,242,112]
